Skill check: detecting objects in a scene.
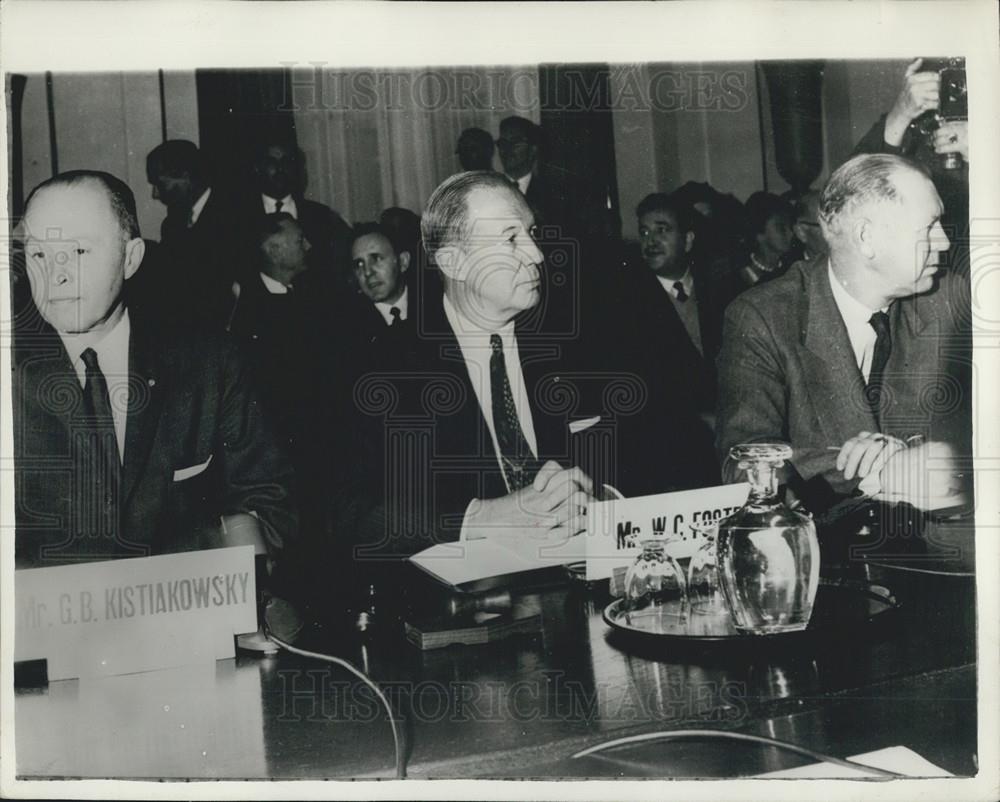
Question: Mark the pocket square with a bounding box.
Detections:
[569,416,601,434]
[173,455,213,482]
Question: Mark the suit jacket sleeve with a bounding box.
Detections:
[216,338,298,553]
[715,295,844,492]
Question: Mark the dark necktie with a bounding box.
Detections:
[274,199,284,213]
[673,281,689,302]
[866,311,892,420]
[79,348,121,542]
[489,334,536,491]
[390,306,401,326]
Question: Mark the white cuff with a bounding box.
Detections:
[459,498,484,542]
[858,470,882,497]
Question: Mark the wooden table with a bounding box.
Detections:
[15,541,977,780]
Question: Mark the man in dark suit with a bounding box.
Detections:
[496,115,603,241]
[626,192,732,416]
[248,140,352,281]
[145,140,240,326]
[228,213,315,448]
[227,213,327,546]
[329,172,721,573]
[332,171,604,562]
[342,222,416,363]
[716,154,969,510]
[14,170,297,569]
[455,127,495,172]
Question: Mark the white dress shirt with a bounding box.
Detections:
[656,270,703,355]
[59,309,131,461]
[506,172,532,196]
[374,286,409,326]
[187,187,212,227]
[443,294,539,478]
[259,272,292,295]
[263,194,298,219]
[827,262,888,382]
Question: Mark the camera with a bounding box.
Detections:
[922,57,968,120]
[921,57,967,169]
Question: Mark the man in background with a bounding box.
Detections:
[228,212,326,546]
[455,127,495,172]
[248,139,353,280]
[348,223,414,342]
[496,115,603,241]
[790,190,828,268]
[145,139,240,325]
[635,192,729,415]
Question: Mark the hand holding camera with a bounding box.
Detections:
[932,120,969,161]
[885,58,941,146]
[885,57,968,168]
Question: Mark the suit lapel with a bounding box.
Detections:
[691,266,718,357]
[121,314,166,505]
[801,261,879,437]
[16,331,81,435]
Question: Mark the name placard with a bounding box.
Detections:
[585,483,750,580]
[15,546,257,680]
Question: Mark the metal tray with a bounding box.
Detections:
[603,578,899,644]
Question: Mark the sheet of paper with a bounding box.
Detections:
[754,745,953,778]
[409,535,585,588]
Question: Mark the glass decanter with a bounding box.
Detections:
[623,535,688,618]
[717,443,820,634]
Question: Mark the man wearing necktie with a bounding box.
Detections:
[14,170,297,568]
[333,171,597,562]
[350,223,412,331]
[250,139,353,280]
[716,154,969,510]
[333,222,419,394]
[630,192,729,416]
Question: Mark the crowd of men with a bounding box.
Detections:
[12,60,972,632]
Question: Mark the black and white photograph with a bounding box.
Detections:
[2,2,998,799]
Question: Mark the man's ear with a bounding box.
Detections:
[684,230,695,254]
[398,250,411,274]
[261,237,279,260]
[435,244,463,280]
[123,237,145,280]
[854,217,876,259]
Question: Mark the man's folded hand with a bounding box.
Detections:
[465,460,596,542]
[875,441,968,510]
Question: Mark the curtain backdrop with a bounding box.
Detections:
[291,66,541,224]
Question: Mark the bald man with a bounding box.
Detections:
[14,170,297,567]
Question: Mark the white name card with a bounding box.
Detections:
[15,546,258,681]
[585,483,750,580]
